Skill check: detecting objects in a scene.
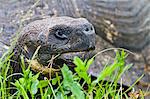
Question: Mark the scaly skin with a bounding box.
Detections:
[13,16,95,71]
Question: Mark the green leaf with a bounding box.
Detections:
[38,80,49,88]
[26,80,31,91]
[20,55,26,73]
[24,69,30,78]
[31,80,39,95]
[14,80,29,99]
[61,64,74,83]
[73,56,85,70]
[73,57,92,84]
[47,87,53,95]
[32,73,40,81]
[86,57,94,70]
[52,77,58,85]
[19,78,25,85]
[61,64,85,99]
[29,72,33,78]
[43,87,53,98]
[92,50,128,85]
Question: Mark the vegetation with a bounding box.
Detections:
[0,49,144,99]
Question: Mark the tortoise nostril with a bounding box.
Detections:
[85,27,93,31]
[91,27,93,30]
[82,24,95,35]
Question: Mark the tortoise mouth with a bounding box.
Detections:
[53,48,95,67]
[59,50,95,61]
[59,47,95,59]
[29,47,95,75]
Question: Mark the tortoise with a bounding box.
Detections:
[0,0,149,92]
[12,16,96,74]
[0,0,149,62]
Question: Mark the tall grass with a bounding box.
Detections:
[0,49,143,98]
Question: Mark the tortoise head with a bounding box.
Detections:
[19,16,96,67]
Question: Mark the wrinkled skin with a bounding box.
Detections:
[14,16,95,66]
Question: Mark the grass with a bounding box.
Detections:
[0,48,145,99]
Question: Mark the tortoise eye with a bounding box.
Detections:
[54,30,67,40]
